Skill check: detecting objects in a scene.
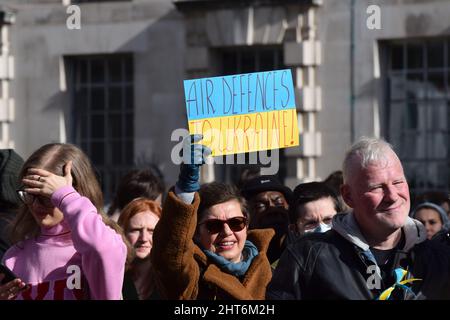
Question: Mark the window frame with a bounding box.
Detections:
[67,54,135,202]
[383,38,450,196]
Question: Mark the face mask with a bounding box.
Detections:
[303,222,332,234]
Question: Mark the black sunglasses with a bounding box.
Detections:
[16,190,54,208]
[198,216,248,234]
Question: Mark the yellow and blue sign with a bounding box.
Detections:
[183,69,299,156]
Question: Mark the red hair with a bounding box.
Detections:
[118,198,162,231]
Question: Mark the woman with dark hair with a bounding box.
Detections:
[107,169,165,222]
[411,202,450,240]
[151,136,274,299]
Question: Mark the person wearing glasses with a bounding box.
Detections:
[150,135,274,299]
[0,143,128,300]
[289,182,341,237]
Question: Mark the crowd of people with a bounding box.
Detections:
[0,136,450,300]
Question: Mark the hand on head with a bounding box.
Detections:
[22,161,73,198]
[176,134,212,193]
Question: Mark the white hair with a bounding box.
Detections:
[342,137,396,183]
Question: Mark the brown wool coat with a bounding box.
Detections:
[151,190,274,300]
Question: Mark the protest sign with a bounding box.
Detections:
[183,69,299,156]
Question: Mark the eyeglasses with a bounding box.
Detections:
[198,217,248,234]
[299,217,333,231]
[17,190,54,208]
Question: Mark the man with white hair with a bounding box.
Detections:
[266,137,450,300]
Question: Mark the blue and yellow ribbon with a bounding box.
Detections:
[377,268,421,300]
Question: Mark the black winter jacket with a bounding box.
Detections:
[266,213,450,300]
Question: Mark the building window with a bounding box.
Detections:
[214,46,287,187]
[69,54,134,202]
[385,39,450,197]
[221,46,285,76]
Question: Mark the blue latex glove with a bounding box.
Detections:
[176,134,212,192]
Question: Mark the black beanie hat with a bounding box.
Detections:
[241,175,293,202]
[0,149,24,208]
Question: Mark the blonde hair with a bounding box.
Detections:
[10,143,133,263]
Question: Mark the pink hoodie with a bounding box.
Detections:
[2,186,127,300]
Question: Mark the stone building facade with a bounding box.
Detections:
[2,0,450,199]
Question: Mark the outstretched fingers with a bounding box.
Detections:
[22,174,45,195]
[22,177,44,188]
[27,168,52,177]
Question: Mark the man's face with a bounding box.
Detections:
[293,197,337,235]
[341,151,410,236]
[249,191,289,229]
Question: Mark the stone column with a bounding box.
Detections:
[0,9,15,149]
[283,6,322,189]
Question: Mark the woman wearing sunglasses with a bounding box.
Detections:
[151,135,274,299]
[0,143,128,300]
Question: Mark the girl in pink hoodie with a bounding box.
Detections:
[0,143,128,300]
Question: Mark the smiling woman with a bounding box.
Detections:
[151,135,274,300]
[152,182,274,299]
[195,183,250,264]
[0,143,128,300]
